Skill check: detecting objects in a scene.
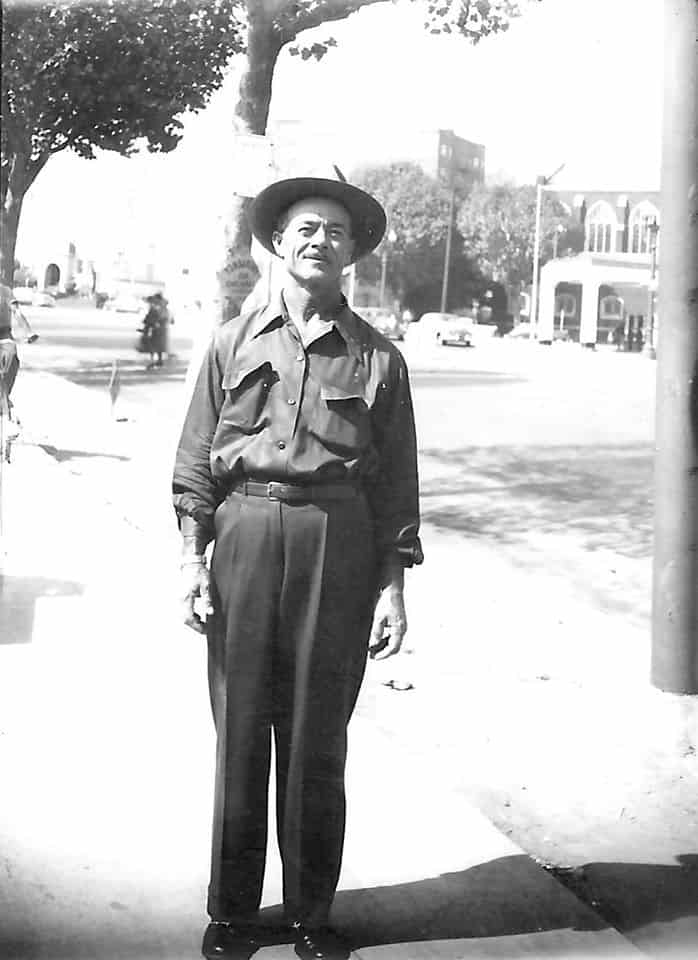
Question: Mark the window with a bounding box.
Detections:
[600,295,624,321]
[585,201,616,253]
[629,202,660,254]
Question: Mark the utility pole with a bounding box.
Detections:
[529,163,565,340]
[650,0,698,693]
[440,184,455,313]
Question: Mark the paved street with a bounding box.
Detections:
[21,302,656,626]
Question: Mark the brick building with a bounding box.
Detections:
[537,189,660,348]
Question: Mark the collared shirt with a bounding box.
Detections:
[173,294,423,566]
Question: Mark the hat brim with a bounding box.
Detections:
[248,177,386,263]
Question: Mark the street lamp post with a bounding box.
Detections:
[529,163,565,341]
[643,218,660,358]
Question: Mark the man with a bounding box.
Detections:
[173,176,422,960]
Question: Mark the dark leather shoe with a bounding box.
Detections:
[201,921,258,959]
[293,923,351,960]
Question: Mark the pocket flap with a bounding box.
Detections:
[222,360,271,391]
[319,383,366,402]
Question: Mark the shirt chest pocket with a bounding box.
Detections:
[309,379,376,455]
[221,360,277,435]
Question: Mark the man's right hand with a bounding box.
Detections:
[181,559,213,633]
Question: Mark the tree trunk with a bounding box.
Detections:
[1,149,49,286]
[216,4,284,322]
[0,154,28,286]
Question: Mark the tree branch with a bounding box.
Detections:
[285,0,386,34]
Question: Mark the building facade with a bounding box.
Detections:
[537,189,660,348]
[270,123,486,191]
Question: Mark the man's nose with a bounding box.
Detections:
[311,224,330,247]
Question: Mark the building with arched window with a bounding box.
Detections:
[585,200,617,253]
[537,190,660,349]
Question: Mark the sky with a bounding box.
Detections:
[16,0,664,275]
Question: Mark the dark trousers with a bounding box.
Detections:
[207,489,376,926]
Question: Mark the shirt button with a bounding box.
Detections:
[296,354,304,362]
[277,440,286,450]
[287,398,296,406]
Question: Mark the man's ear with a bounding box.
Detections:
[271,230,284,256]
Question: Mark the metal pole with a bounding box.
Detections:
[379,246,387,308]
[440,186,455,313]
[643,222,659,358]
[651,0,698,693]
[529,178,543,340]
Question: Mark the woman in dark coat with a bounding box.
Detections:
[139,292,171,368]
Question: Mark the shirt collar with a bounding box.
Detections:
[250,291,363,362]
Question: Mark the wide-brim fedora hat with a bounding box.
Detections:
[248,177,387,263]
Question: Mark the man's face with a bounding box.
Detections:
[272,197,355,288]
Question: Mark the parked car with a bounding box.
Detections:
[360,307,406,341]
[32,290,56,308]
[104,292,145,314]
[419,312,474,347]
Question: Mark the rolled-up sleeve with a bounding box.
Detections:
[172,336,224,538]
[367,350,423,567]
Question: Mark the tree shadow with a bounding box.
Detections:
[549,854,698,932]
[37,444,130,463]
[0,574,84,645]
[52,357,189,390]
[420,443,653,558]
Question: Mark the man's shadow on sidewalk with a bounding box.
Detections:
[0,574,84,645]
[253,854,698,952]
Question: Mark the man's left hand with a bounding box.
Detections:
[369,583,407,660]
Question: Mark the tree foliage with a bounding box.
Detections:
[352,161,483,314]
[456,182,582,290]
[1,0,243,281]
[0,0,539,297]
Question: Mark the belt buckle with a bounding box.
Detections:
[267,482,281,501]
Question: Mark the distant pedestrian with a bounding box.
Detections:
[612,322,624,351]
[138,292,171,369]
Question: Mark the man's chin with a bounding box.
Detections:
[291,265,341,287]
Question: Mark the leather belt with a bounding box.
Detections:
[232,479,357,503]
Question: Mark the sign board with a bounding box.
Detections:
[220,254,259,304]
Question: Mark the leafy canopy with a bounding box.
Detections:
[457,182,581,287]
[353,161,483,313]
[1,0,243,167]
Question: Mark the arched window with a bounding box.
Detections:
[585,201,616,253]
[600,295,624,321]
[629,201,660,254]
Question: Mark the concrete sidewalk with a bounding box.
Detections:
[0,370,695,959]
